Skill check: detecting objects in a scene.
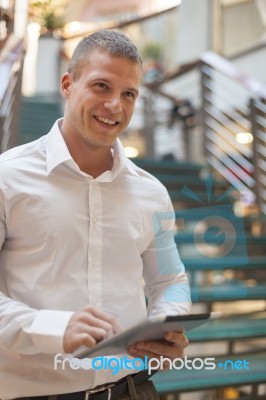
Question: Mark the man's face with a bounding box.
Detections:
[61,49,142,148]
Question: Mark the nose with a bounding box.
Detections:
[104,94,122,113]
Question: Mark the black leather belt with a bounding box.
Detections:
[17,370,156,400]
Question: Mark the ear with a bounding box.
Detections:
[61,73,72,99]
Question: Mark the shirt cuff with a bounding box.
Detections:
[29,309,74,354]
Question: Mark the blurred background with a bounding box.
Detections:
[0,1,266,399]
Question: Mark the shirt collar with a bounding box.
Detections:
[112,139,140,179]
[45,119,73,175]
[45,119,140,179]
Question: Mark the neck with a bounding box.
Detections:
[75,146,114,178]
[60,130,114,179]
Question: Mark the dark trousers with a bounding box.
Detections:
[115,376,159,399]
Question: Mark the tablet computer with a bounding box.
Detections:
[75,312,219,358]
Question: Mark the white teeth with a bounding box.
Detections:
[96,116,116,125]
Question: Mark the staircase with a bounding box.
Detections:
[18,95,62,145]
[133,157,266,399]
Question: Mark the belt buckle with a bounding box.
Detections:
[85,383,115,400]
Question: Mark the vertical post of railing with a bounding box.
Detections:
[5,58,24,150]
[0,115,4,149]
[143,91,155,158]
[200,61,213,161]
[182,119,190,162]
[250,97,266,215]
[250,98,259,201]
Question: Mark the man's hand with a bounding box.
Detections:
[127,331,189,363]
[63,305,121,353]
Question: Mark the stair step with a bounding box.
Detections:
[18,96,62,144]
[182,256,266,271]
[187,312,266,342]
[132,157,205,174]
[191,282,266,302]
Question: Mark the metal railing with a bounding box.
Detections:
[250,97,266,214]
[143,49,266,214]
[200,51,266,210]
[0,35,24,153]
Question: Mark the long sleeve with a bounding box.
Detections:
[0,191,73,355]
[0,292,73,354]
[142,192,191,317]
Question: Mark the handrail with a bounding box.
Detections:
[59,5,179,41]
[200,51,266,99]
[0,35,23,105]
[0,34,24,153]
[143,59,201,103]
[145,59,201,88]
[145,50,266,105]
[144,49,266,102]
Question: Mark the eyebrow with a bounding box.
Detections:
[90,78,139,97]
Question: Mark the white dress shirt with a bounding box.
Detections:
[0,120,191,399]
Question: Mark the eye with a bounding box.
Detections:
[124,91,135,99]
[95,82,108,90]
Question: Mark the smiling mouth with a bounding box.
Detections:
[94,115,119,126]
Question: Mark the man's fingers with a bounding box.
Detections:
[84,306,122,333]
[64,332,97,354]
[164,331,189,348]
[129,340,185,359]
[63,325,109,353]
[128,332,189,360]
[63,305,121,353]
[77,314,116,338]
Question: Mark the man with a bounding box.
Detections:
[0,30,191,400]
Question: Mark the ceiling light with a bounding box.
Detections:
[124,146,139,158]
[236,132,253,144]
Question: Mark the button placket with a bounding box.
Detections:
[87,182,103,307]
